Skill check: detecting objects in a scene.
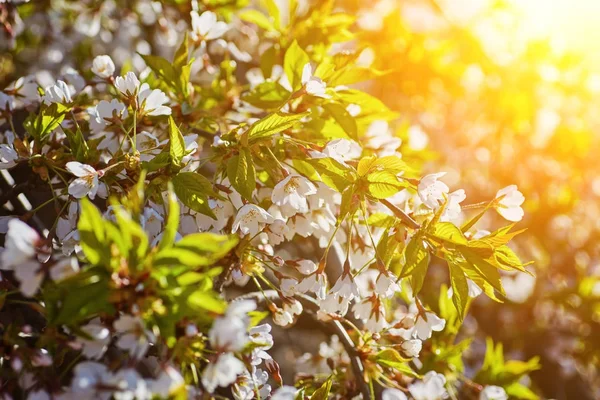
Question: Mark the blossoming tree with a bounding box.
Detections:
[0,1,539,399]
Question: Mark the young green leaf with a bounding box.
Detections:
[247,111,309,142]
[448,260,469,321]
[77,198,108,266]
[172,172,217,219]
[158,183,180,251]
[283,40,310,91]
[226,148,256,201]
[168,116,186,167]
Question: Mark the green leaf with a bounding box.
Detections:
[187,290,226,313]
[284,40,310,91]
[77,198,108,266]
[366,170,404,199]
[227,148,256,201]
[461,248,506,298]
[505,383,539,400]
[323,103,357,139]
[159,183,180,251]
[155,233,238,268]
[374,349,419,378]
[173,31,189,70]
[367,212,396,229]
[172,172,217,218]
[24,103,69,142]
[168,116,186,167]
[241,81,290,109]
[239,9,276,31]
[432,222,468,245]
[311,377,332,400]
[401,234,430,294]
[247,111,308,142]
[141,54,178,89]
[51,271,113,325]
[141,150,170,172]
[448,260,469,321]
[64,127,90,163]
[293,156,354,192]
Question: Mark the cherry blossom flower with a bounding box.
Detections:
[0,92,14,111]
[301,63,329,98]
[190,11,229,42]
[42,80,73,104]
[113,315,155,359]
[271,174,317,217]
[408,371,448,400]
[441,189,466,222]
[382,388,408,400]
[418,172,449,209]
[201,353,245,393]
[76,321,111,359]
[138,83,171,116]
[353,299,387,332]
[115,72,140,97]
[321,139,362,165]
[413,311,446,340]
[232,204,274,236]
[147,365,185,398]
[70,361,113,399]
[89,99,128,134]
[400,339,423,358]
[1,219,40,268]
[479,385,508,400]
[49,257,79,281]
[6,75,39,105]
[375,272,401,298]
[0,144,18,169]
[91,55,115,78]
[271,386,298,400]
[495,185,525,222]
[66,161,103,199]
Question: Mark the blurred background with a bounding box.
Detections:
[2,0,600,398]
[342,0,600,398]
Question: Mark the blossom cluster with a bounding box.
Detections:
[0,1,536,399]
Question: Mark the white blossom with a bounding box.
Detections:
[1,219,40,268]
[115,72,140,97]
[0,144,17,169]
[301,64,329,98]
[479,385,508,400]
[76,322,111,360]
[147,365,185,398]
[401,339,423,358]
[113,315,155,359]
[91,55,115,78]
[42,80,73,104]
[418,173,449,209]
[495,185,525,222]
[271,386,298,400]
[66,161,102,199]
[138,83,171,116]
[413,311,446,340]
[190,11,229,42]
[382,388,408,400]
[201,353,245,393]
[232,204,274,236]
[271,174,317,217]
[408,371,448,400]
